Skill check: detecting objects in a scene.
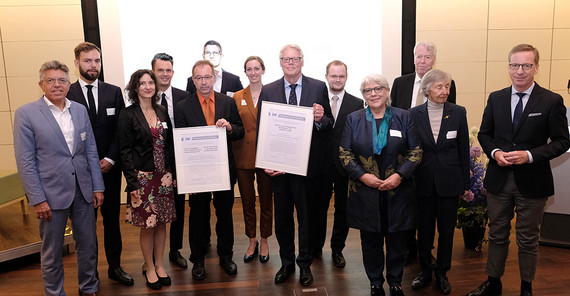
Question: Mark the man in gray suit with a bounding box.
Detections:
[14,60,104,296]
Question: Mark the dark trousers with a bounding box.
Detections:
[273,174,312,268]
[236,168,273,238]
[188,189,235,262]
[360,230,408,287]
[307,174,332,254]
[169,192,186,252]
[97,166,122,269]
[417,192,458,276]
[330,169,350,252]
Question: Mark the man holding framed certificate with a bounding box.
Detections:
[257,44,334,287]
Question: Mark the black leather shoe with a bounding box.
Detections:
[244,242,258,263]
[192,260,206,280]
[466,280,502,296]
[436,276,451,295]
[274,264,295,283]
[259,253,270,263]
[520,291,533,296]
[169,250,188,269]
[144,272,162,290]
[299,266,313,286]
[389,286,405,296]
[371,285,386,296]
[411,271,432,289]
[108,266,134,286]
[219,258,237,275]
[332,251,346,268]
[157,273,171,286]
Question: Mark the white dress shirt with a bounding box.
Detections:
[44,96,74,154]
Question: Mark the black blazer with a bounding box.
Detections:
[185,70,244,95]
[331,92,364,176]
[67,80,125,163]
[258,75,334,178]
[118,104,175,192]
[478,83,570,199]
[409,102,470,197]
[174,92,244,183]
[390,73,456,110]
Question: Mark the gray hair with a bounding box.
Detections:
[414,41,437,57]
[279,44,304,59]
[419,69,452,96]
[39,60,69,81]
[360,73,391,106]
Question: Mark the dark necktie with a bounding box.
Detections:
[512,92,525,130]
[161,93,168,109]
[289,84,298,106]
[85,85,97,124]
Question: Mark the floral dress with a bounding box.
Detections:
[126,122,176,228]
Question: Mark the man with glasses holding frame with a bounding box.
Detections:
[185,40,243,97]
[468,44,570,296]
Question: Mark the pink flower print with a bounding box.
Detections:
[125,206,132,222]
[146,214,157,228]
[150,202,158,213]
[462,190,475,202]
[161,172,173,187]
[470,146,482,158]
[131,193,142,208]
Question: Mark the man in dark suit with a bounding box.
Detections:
[175,60,244,281]
[308,60,363,268]
[185,40,243,96]
[14,60,104,296]
[468,44,570,296]
[151,53,191,269]
[67,42,132,286]
[258,44,334,287]
[409,69,470,295]
[391,41,456,110]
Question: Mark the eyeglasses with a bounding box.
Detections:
[193,75,213,81]
[280,57,302,63]
[43,78,69,85]
[204,51,221,56]
[362,86,386,95]
[508,63,533,71]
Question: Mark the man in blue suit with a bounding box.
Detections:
[258,44,334,287]
[14,60,104,296]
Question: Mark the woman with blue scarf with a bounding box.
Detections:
[339,73,422,296]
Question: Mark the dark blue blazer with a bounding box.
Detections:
[409,101,470,197]
[339,107,422,233]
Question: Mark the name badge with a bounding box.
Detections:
[106,108,115,115]
[241,99,247,106]
[81,132,87,141]
[446,130,457,139]
[528,113,541,117]
[161,122,168,129]
[389,129,402,138]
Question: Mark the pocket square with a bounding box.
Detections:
[528,113,542,117]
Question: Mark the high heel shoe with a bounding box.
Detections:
[243,242,259,263]
[157,272,171,286]
[259,253,270,263]
[144,271,162,290]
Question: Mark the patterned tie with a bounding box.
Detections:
[512,92,525,130]
[331,95,339,120]
[85,85,97,124]
[289,84,298,106]
[161,93,168,109]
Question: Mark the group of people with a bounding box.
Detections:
[13,39,569,296]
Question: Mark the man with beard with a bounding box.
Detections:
[67,42,132,286]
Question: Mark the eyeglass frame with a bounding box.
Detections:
[362,86,386,95]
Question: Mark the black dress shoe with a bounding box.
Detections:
[389,286,405,296]
[411,271,432,289]
[299,266,313,286]
[274,264,295,283]
[244,242,258,263]
[144,272,162,290]
[259,253,270,263]
[466,280,502,296]
[157,273,171,286]
[371,285,386,296]
[169,250,188,269]
[192,260,206,280]
[332,251,346,268]
[436,276,451,295]
[219,258,238,275]
[108,266,134,286]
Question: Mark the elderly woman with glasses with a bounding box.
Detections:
[339,74,422,296]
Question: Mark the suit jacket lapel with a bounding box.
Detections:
[191,94,208,126]
[299,76,309,107]
[276,78,287,104]
[38,98,72,155]
[133,105,152,137]
[436,103,453,146]
[418,103,436,147]
[242,86,258,122]
[514,84,542,135]
[69,103,83,155]
[70,82,88,107]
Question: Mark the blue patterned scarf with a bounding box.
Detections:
[366,106,392,154]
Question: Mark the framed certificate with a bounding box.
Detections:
[173,126,230,193]
[255,101,314,176]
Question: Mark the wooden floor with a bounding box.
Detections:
[1,198,570,296]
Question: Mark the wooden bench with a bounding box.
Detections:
[0,170,28,215]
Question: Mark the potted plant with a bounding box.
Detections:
[457,127,488,251]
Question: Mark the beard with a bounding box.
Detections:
[79,67,99,81]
